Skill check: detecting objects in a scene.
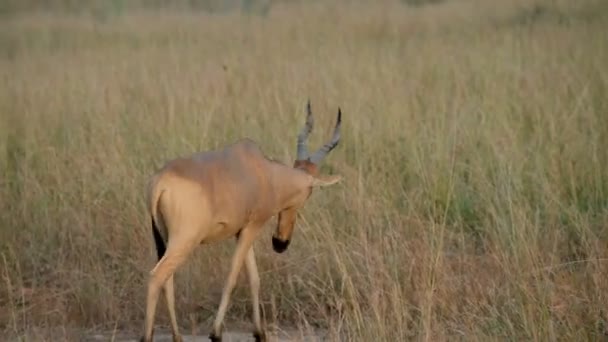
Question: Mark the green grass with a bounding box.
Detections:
[1,0,608,340]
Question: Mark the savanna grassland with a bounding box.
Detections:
[1,0,608,340]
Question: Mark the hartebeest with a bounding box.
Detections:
[140,101,342,342]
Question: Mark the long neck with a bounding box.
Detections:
[267,161,310,211]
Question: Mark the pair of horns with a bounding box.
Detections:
[296,100,341,164]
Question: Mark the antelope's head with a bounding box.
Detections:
[272,100,342,253]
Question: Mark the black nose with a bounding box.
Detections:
[272,236,290,253]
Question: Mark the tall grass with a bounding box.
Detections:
[1,0,607,340]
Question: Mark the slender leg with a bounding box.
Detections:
[245,247,265,342]
[163,275,182,342]
[210,227,258,340]
[142,242,195,342]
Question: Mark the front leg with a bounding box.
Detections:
[245,247,265,341]
[209,225,259,341]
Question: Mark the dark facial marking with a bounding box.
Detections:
[272,236,290,253]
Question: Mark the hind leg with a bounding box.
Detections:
[164,275,182,342]
[142,242,196,342]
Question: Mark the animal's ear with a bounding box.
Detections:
[310,174,342,187]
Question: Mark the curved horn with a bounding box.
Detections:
[296,99,314,160]
[309,107,341,165]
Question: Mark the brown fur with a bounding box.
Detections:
[293,159,319,176]
[141,106,342,342]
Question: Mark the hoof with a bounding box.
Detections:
[173,334,183,342]
[140,331,153,342]
[209,332,222,342]
[253,331,266,342]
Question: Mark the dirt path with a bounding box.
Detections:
[8,323,328,341]
[84,329,327,342]
[5,327,327,342]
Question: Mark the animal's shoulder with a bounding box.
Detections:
[157,139,269,177]
[228,138,263,154]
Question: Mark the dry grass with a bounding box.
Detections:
[1,0,608,340]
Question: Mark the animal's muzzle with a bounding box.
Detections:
[272,236,290,253]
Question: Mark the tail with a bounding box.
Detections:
[147,174,167,260]
[151,216,166,260]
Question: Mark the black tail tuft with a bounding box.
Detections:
[151,216,166,260]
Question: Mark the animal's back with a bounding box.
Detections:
[150,139,274,237]
[171,138,266,188]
